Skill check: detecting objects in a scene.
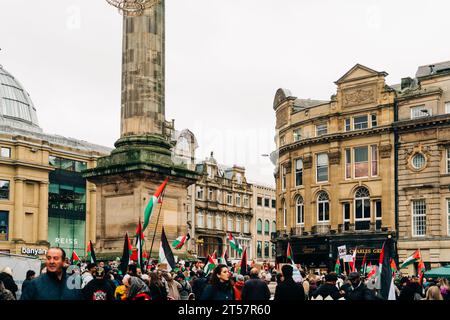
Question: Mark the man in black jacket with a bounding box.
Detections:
[21,247,83,300]
[398,277,416,300]
[345,272,376,301]
[192,270,208,299]
[241,268,271,300]
[83,267,115,300]
[312,273,342,300]
[274,265,305,301]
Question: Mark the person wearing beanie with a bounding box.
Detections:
[233,274,245,300]
[311,273,342,300]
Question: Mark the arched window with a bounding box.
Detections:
[296,196,304,225]
[264,220,270,235]
[272,221,276,233]
[355,187,370,230]
[283,200,287,228]
[257,219,262,234]
[317,192,330,222]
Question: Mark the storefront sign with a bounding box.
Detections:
[21,247,47,256]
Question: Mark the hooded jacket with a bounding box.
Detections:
[233,281,245,300]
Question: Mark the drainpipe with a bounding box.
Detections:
[394,100,399,263]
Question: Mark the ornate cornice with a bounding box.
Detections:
[278,126,393,157]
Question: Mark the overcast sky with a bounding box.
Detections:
[1,0,450,186]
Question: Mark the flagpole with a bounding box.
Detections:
[149,188,166,261]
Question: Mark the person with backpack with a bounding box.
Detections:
[175,273,192,300]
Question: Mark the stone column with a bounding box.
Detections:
[89,186,97,243]
[38,181,49,243]
[121,2,165,137]
[13,178,25,242]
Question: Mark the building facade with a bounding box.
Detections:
[191,154,253,261]
[0,65,109,258]
[252,183,276,264]
[273,64,396,272]
[395,61,450,274]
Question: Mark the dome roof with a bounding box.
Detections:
[0,65,41,132]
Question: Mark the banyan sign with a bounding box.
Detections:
[21,247,47,256]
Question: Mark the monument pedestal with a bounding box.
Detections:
[83,134,199,258]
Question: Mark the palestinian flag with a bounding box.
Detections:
[418,259,426,285]
[228,233,243,254]
[86,240,97,264]
[377,237,395,300]
[220,247,230,266]
[334,256,341,274]
[120,232,133,275]
[390,258,398,275]
[135,219,145,269]
[240,247,248,276]
[143,177,168,231]
[367,263,377,279]
[287,242,295,264]
[349,247,357,272]
[172,233,190,250]
[204,252,217,275]
[159,227,176,272]
[399,249,421,269]
[360,253,367,275]
[71,251,80,265]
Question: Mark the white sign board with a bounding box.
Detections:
[338,245,347,259]
[0,253,42,299]
[343,254,354,263]
[292,264,303,283]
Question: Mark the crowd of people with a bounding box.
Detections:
[0,247,449,301]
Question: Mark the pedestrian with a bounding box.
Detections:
[114,274,130,300]
[398,277,416,300]
[274,265,305,301]
[21,270,36,295]
[21,247,83,300]
[175,273,192,300]
[192,270,208,300]
[127,276,151,300]
[233,274,245,300]
[162,272,181,300]
[424,285,443,300]
[0,279,15,300]
[148,271,168,301]
[83,267,115,301]
[345,272,376,301]
[311,273,342,300]
[438,278,449,300]
[81,263,97,289]
[200,264,235,300]
[0,267,18,299]
[241,268,271,300]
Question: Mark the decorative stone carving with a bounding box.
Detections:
[343,87,375,107]
[283,161,292,174]
[303,155,313,169]
[329,151,341,165]
[379,144,392,158]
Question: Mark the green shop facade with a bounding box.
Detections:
[47,156,88,257]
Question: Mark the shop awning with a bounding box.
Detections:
[424,265,450,279]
